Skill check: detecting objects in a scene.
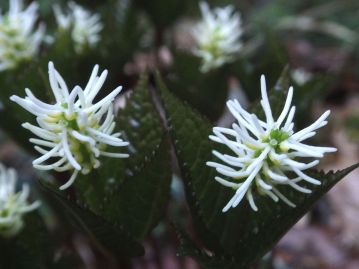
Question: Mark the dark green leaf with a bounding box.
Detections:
[291,74,333,129]
[166,51,229,121]
[0,207,77,269]
[175,225,236,269]
[230,27,288,103]
[157,74,235,253]
[0,213,56,269]
[0,61,50,152]
[40,182,144,258]
[133,0,189,28]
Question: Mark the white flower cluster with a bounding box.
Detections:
[291,68,312,86]
[192,2,243,73]
[54,2,103,53]
[207,75,337,212]
[0,0,44,71]
[10,61,129,190]
[0,163,40,237]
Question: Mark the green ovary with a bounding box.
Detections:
[263,129,289,153]
[201,28,223,59]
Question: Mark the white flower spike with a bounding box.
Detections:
[207,75,337,212]
[0,163,40,237]
[192,2,243,73]
[54,2,103,53]
[0,0,45,71]
[10,62,129,190]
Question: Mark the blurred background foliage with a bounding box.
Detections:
[0,0,358,268]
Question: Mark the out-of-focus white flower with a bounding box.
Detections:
[54,2,103,53]
[10,61,129,190]
[291,68,312,86]
[0,163,40,237]
[192,2,243,73]
[0,0,45,71]
[207,75,336,212]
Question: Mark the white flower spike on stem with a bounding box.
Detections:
[10,62,129,190]
[0,163,40,237]
[0,0,45,71]
[192,1,243,73]
[53,2,103,53]
[207,75,337,212]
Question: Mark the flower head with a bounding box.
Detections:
[54,2,103,53]
[0,0,45,71]
[207,75,337,212]
[291,68,312,86]
[192,2,242,73]
[0,163,40,237]
[10,61,129,190]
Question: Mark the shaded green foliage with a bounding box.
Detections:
[133,0,189,29]
[40,182,145,258]
[165,52,229,121]
[0,213,66,269]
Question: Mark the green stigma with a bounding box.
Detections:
[263,129,290,152]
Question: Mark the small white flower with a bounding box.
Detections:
[207,75,337,212]
[53,2,103,53]
[0,0,45,71]
[192,1,243,73]
[0,163,40,237]
[291,68,312,86]
[10,61,129,190]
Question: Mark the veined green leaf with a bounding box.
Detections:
[175,224,236,269]
[40,182,144,258]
